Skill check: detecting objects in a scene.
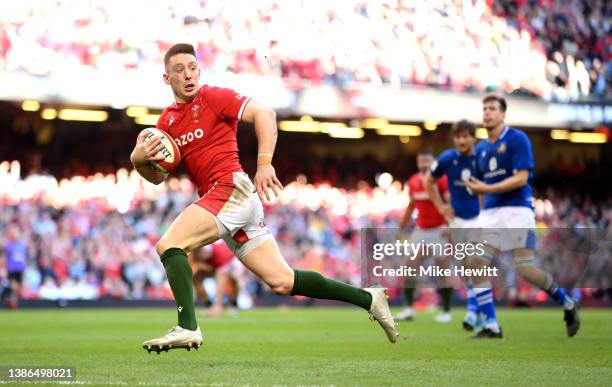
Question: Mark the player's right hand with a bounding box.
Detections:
[130,132,166,167]
[254,164,283,202]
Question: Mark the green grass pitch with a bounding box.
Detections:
[1,307,611,386]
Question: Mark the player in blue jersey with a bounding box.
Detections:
[464,95,580,338]
[425,120,487,332]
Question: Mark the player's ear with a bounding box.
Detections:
[163,73,171,85]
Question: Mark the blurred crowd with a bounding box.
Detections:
[0,164,610,306]
[492,0,611,101]
[0,0,609,101]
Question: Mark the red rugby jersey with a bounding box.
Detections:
[407,172,448,229]
[156,85,251,195]
[209,240,235,268]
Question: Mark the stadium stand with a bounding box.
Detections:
[0,0,609,100]
[1,162,610,303]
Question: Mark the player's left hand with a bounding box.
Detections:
[254,164,283,202]
[465,177,490,194]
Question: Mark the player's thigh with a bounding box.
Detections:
[156,204,220,255]
[512,248,534,260]
[434,255,452,269]
[240,238,294,295]
[404,254,423,268]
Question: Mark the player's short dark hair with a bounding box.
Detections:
[451,119,476,137]
[482,94,507,112]
[164,43,196,69]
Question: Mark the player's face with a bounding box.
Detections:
[164,53,201,103]
[417,154,433,173]
[482,101,505,130]
[453,130,476,155]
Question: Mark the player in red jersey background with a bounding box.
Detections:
[130,43,398,353]
[396,150,454,323]
[190,240,247,317]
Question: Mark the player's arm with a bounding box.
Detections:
[130,131,168,185]
[240,100,283,202]
[424,172,454,221]
[399,199,415,229]
[213,268,230,308]
[466,170,529,194]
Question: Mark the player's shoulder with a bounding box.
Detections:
[155,107,171,128]
[506,127,531,145]
[159,106,171,117]
[200,84,239,99]
[438,148,457,163]
[475,139,488,152]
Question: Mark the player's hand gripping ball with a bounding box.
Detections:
[140,128,181,173]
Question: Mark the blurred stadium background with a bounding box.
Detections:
[0,0,610,310]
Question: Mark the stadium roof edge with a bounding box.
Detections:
[0,71,609,128]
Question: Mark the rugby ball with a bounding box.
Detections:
[140,127,181,173]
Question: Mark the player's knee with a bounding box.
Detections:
[155,238,179,257]
[516,264,538,281]
[266,272,294,296]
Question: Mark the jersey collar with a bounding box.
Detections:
[487,125,509,144]
[455,149,475,158]
[499,125,510,140]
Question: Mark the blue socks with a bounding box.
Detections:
[543,273,575,310]
[546,286,575,310]
[474,286,499,332]
[466,285,480,315]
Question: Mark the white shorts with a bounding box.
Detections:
[448,216,478,244]
[410,226,448,258]
[195,172,272,259]
[473,206,536,252]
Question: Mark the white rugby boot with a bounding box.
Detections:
[142,326,203,354]
[394,307,416,321]
[435,312,452,323]
[364,288,399,343]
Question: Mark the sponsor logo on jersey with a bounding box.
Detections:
[489,156,497,171]
[498,142,507,153]
[176,128,204,147]
[192,104,200,123]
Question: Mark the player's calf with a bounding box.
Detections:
[514,254,580,337]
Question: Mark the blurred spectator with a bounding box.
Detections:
[2,224,28,308]
[0,162,610,305]
[0,0,608,100]
[493,0,611,101]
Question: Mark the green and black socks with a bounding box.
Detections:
[290,269,372,310]
[404,278,416,306]
[438,288,452,312]
[161,247,197,331]
[404,287,415,307]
